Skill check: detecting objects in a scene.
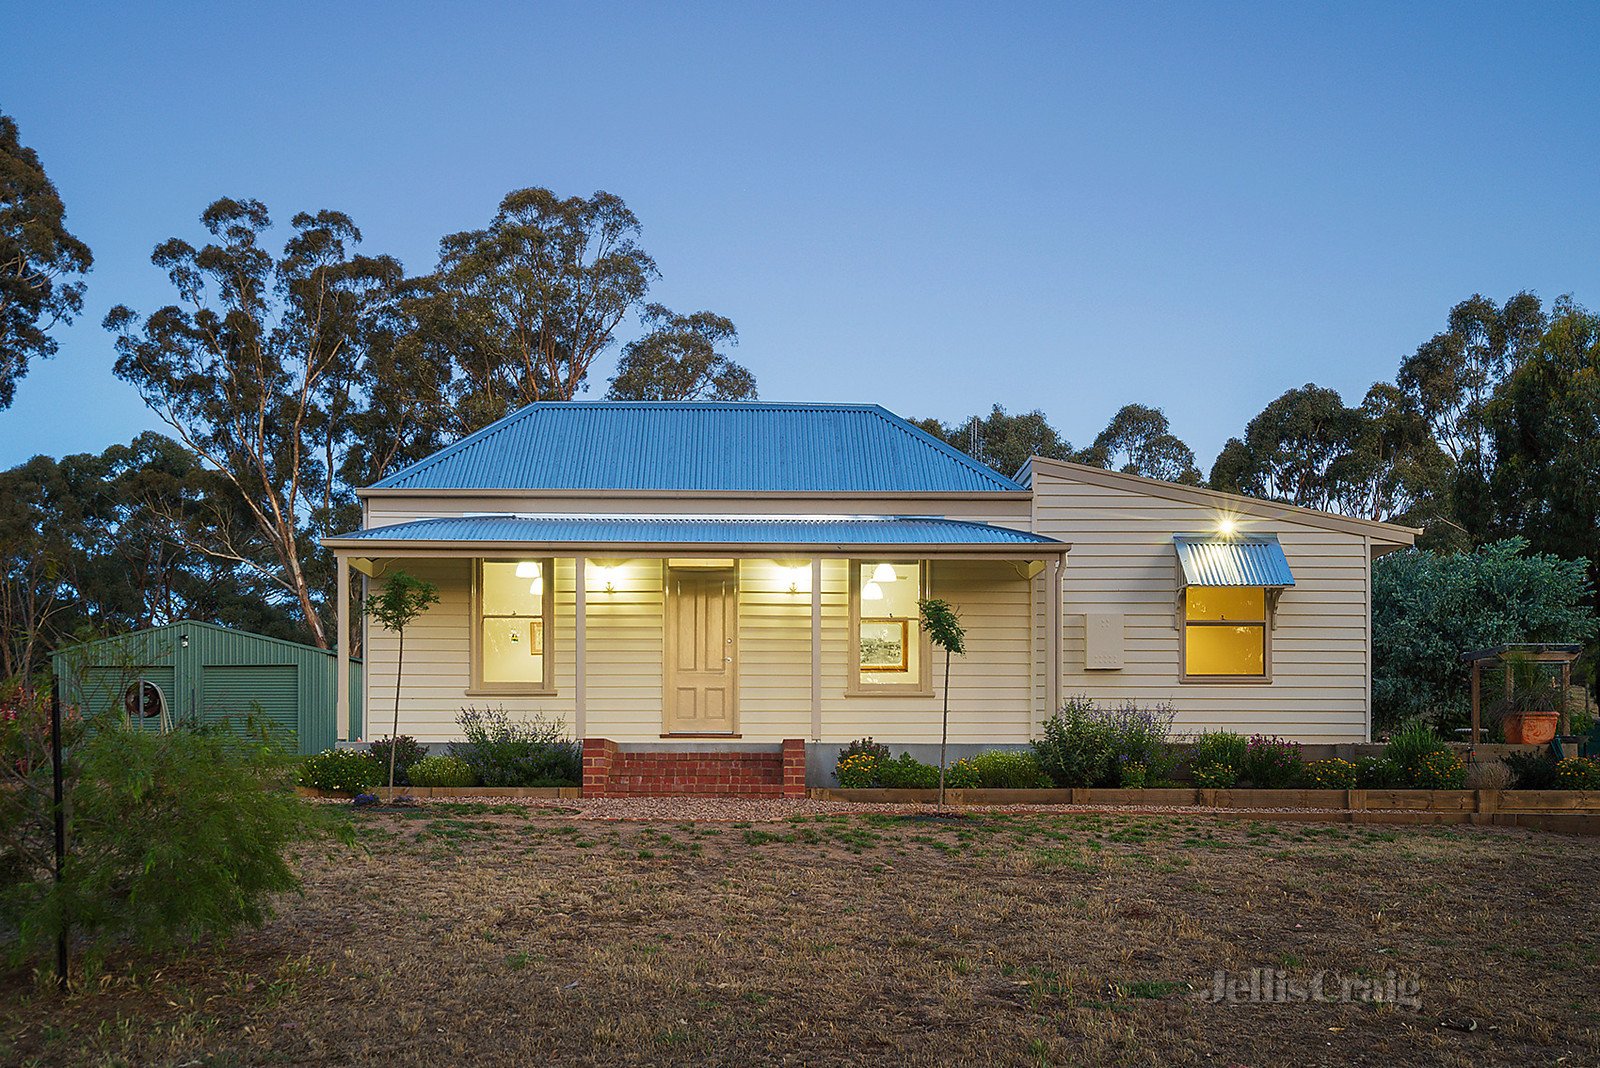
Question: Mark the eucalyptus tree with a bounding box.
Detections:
[607,304,754,401]
[912,405,1076,479]
[1079,403,1202,484]
[0,110,93,410]
[106,199,403,648]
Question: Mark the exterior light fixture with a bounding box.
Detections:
[515,560,540,578]
[1217,517,1238,537]
[179,633,189,649]
[871,562,897,583]
[863,580,884,601]
[785,565,808,594]
[592,565,617,593]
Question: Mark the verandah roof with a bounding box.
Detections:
[323,515,1066,554]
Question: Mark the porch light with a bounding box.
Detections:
[784,565,809,594]
[1216,517,1238,538]
[515,560,541,578]
[871,562,897,583]
[591,565,617,594]
[863,580,884,601]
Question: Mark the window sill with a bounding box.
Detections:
[465,687,559,698]
[1178,676,1272,685]
[843,686,936,699]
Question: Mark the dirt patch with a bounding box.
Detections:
[3,807,1597,1066]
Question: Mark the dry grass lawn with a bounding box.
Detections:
[3,806,1598,1066]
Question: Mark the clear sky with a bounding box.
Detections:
[3,1,1597,471]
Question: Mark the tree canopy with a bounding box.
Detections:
[0,110,92,410]
[607,304,755,401]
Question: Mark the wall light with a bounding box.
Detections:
[179,633,190,649]
[1216,516,1238,537]
[863,580,885,601]
[591,565,617,594]
[515,560,540,578]
[784,565,809,594]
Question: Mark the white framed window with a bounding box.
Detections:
[472,559,555,694]
[847,559,932,695]
[1181,586,1269,681]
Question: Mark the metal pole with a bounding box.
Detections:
[50,674,67,992]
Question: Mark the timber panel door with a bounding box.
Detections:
[664,568,738,734]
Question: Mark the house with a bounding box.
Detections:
[322,402,1416,793]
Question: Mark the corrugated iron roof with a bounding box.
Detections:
[326,515,1062,547]
[367,402,1023,493]
[1174,534,1296,587]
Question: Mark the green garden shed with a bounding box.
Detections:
[50,621,360,755]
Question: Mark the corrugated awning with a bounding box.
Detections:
[324,514,1066,552]
[1174,534,1295,588]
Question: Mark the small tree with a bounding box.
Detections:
[918,598,966,810]
[365,571,439,793]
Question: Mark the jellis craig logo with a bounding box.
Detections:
[1195,968,1422,1010]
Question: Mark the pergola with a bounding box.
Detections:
[1460,643,1583,744]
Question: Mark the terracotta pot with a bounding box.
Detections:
[1500,711,1559,746]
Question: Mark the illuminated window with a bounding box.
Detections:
[851,560,927,691]
[475,559,554,691]
[1183,587,1267,679]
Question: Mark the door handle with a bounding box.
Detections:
[724,656,733,663]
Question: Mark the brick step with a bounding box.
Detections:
[582,739,808,798]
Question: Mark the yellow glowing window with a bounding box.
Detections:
[1184,587,1266,678]
[475,559,554,691]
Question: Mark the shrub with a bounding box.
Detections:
[1503,749,1559,789]
[450,707,580,787]
[1465,760,1514,791]
[1384,723,1454,787]
[1412,749,1466,789]
[367,736,428,787]
[1242,735,1302,788]
[1303,758,1358,789]
[1118,761,1148,789]
[1355,756,1404,789]
[970,750,1052,789]
[1554,756,1600,790]
[1186,731,1247,789]
[876,752,940,790]
[944,758,982,789]
[3,719,322,969]
[1032,697,1178,788]
[835,738,890,787]
[407,755,478,788]
[299,748,383,794]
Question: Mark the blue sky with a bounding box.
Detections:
[3,1,1597,470]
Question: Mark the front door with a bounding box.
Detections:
[664,567,738,734]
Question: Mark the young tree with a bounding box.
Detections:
[606,305,755,400]
[1078,403,1202,484]
[106,199,403,647]
[918,598,965,810]
[365,571,439,793]
[0,110,93,410]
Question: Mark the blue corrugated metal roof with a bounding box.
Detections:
[367,402,1023,493]
[1174,534,1295,587]
[326,515,1061,547]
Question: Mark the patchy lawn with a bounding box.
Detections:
[3,807,1598,1066]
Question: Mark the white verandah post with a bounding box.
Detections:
[335,554,350,742]
[810,557,823,741]
[574,556,587,739]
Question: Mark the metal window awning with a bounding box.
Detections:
[1173,534,1295,588]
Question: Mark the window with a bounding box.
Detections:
[1183,586,1267,679]
[474,559,554,692]
[849,560,928,692]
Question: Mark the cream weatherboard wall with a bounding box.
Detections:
[361,556,1037,745]
[1027,461,1409,744]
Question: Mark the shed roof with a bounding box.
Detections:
[366,402,1024,494]
[325,514,1064,551]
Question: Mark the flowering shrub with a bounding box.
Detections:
[835,749,884,788]
[450,707,580,787]
[1186,731,1247,789]
[1242,735,1302,788]
[1303,758,1358,789]
[1118,761,1148,789]
[1355,756,1403,788]
[1412,749,1466,790]
[1032,697,1178,787]
[944,758,982,789]
[1384,723,1454,787]
[876,752,940,789]
[1554,756,1600,790]
[367,735,428,786]
[299,748,383,794]
[408,755,478,787]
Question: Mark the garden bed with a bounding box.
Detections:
[813,786,1600,814]
[297,785,581,799]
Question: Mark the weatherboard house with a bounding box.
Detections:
[323,402,1416,793]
